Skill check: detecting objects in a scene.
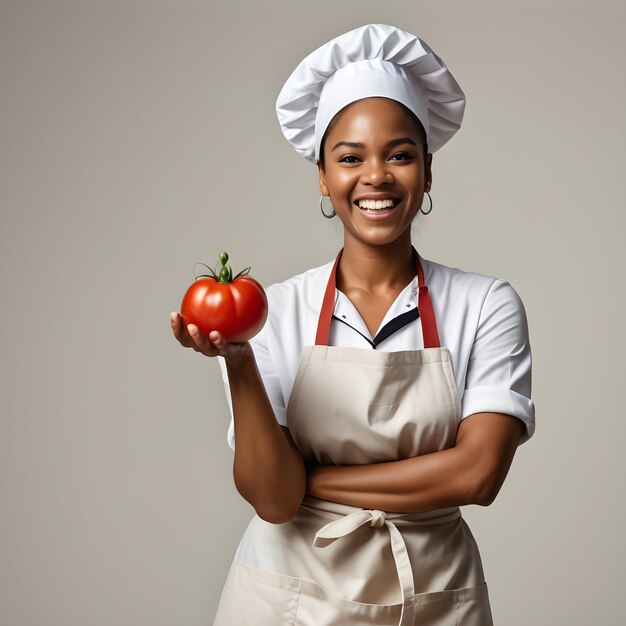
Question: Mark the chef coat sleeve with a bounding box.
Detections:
[460,279,535,445]
[216,299,288,452]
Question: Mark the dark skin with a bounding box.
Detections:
[170,96,523,521]
[170,317,306,523]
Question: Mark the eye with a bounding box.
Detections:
[338,155,361,164]
[389,152,412,161]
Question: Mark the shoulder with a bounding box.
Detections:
[422,255,501,293]
[420,255,528,332]
[421,254,525,305]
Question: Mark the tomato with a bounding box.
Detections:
[180,251,268,342]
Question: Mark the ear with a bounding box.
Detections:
[424,153,433,192]
[317,161,329,196]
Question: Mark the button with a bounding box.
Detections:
[342,314,346,318]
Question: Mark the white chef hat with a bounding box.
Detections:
[275,23,466,163]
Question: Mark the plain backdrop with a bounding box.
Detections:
[1,1,625,624]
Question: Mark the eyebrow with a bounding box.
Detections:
[330,136,418,152]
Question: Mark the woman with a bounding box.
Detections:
[171,24,535,626]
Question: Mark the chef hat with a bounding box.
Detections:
[275,23,466,163]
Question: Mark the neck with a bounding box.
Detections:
[336,233,417,295]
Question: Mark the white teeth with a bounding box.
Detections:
[356,198,397,210]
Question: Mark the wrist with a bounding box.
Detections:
[224,343,255,373]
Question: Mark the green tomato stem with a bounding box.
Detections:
[194,251,252,283]
[218,250,233,283]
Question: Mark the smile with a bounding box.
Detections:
[354,198,400,210]
[354,198,401,221]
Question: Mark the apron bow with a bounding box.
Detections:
[312,508,416,626]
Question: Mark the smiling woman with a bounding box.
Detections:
[176,22,536,626]
[318,97,432,252]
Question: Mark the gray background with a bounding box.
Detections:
[1,1,624,624]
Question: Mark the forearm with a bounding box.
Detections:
[306,446,481,513]
[307,412,523,513]
[226,352,306,523]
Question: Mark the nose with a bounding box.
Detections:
[361,158,394,186]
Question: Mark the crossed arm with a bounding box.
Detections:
[286,411,524,514]
[223,344,524,521]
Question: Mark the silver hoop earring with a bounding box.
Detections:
[320,195,336,218]
[419,191,433,215]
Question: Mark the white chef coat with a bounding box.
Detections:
[217,253,535,451]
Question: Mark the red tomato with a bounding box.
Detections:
[180,252,268,343]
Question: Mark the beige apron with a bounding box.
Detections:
[213,246,493,626]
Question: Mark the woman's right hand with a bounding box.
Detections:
[170,311,253,365]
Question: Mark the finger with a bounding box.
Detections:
[170,312,194,347]
[208,330,228,353]
[210,331,239,359]
[186,324,202,349]
[187,324,216,355]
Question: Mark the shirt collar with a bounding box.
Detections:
[333,275,419,339]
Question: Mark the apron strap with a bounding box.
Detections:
[315,245,441,348]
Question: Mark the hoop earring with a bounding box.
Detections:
[320,195,336,218]
[419,191,433,215]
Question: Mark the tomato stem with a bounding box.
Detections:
[194,251,252,283]
[218,251,233,283]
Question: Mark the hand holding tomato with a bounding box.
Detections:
[170,312,253,365]
[172,251,268,362]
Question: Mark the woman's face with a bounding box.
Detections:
[318,97,432,249]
